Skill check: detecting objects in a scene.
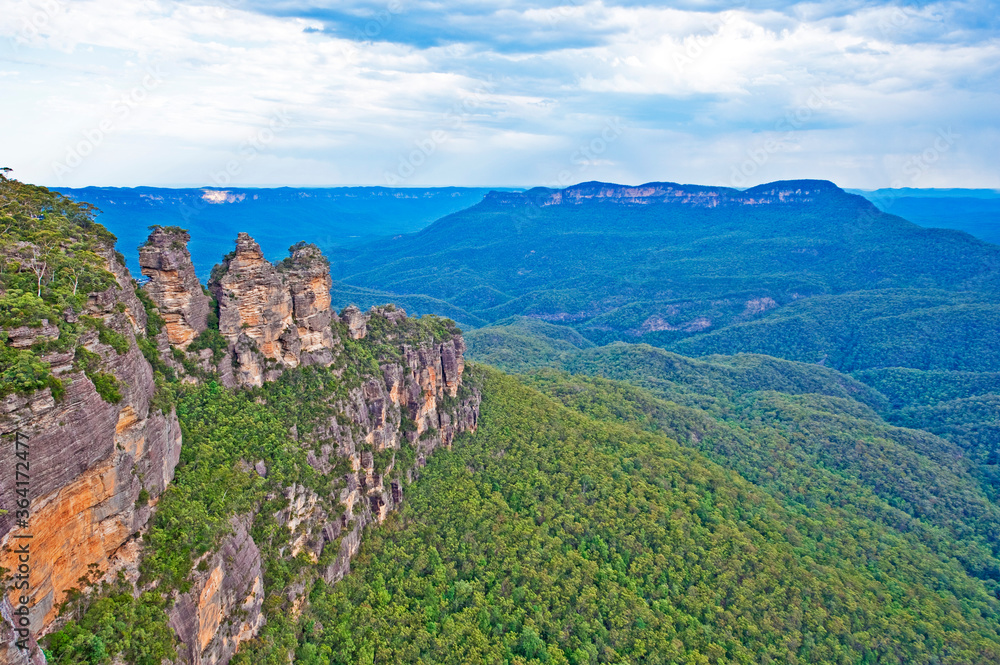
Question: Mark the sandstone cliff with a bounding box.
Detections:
[118,227,479,664]
[167,305,480,664]
[207,234,337,387]
[138,227,210,349]
[0,251,181,664]
[169,516,264,665]
[1,214,478,664]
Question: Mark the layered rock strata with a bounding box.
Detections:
[168,516,264,665]
[180,306,480,663]
[208,234,337,387]
[2,225,479,665]
[0,252,181,663]
[139,227,210,348]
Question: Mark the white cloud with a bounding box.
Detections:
[0,0,997,188]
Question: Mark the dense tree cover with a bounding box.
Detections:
[471,344,1000,585]
[466,316,596,372]
[301,368,1000,664]
[854,367,1000,408]
[46,578,175,665]
[329,181,1000,374]
[43,349,1000,664]
[672,290,1000,372]
[470,325,1000,508]
[0,172,123,397]
[854,368,999,497]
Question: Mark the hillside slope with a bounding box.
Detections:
[335,179,1000,375]
[302,367,1000,664]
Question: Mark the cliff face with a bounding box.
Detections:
[316,308,477,585]
[169,516,264,665]
[139,227,210,348]
[0,252,181,662]
[126,227,479,664]
[168,306,479,664]
[489,178,855,209]
[283,243,335,366]
[208,234,337,387]
[1,182,479,665]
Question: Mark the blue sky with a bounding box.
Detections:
[1,0,998,188]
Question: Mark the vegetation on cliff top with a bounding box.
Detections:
[0,172,122,398]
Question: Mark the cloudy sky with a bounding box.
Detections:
[1,0,997,188]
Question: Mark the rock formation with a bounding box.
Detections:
[177,306,480,662]
[318,309,478,585]
[139,227,210,348]
[0,251,181,663]
[1,222,479,665]
[283,242,335,366]
[208,234,337,387]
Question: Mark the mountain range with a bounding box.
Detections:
[3,174,999,664]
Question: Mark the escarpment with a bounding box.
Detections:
[1,246,181,663]
[22,226,476,665]
[2,192,479,664]
[160,307,481,663]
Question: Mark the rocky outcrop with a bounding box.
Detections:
[139,227,209,348]
[314,308,478,583]
[282,243,335,366]
[208,234,337,387]
[1,221,478,665]
[0,253,181,662]
[169,516,264,665]
[172,304,479,663]
[341,305,367,340]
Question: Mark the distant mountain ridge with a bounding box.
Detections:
[851,187,1000,245]
[490,178,846,207]
[331,179,1000,364]
[54,185,505,280]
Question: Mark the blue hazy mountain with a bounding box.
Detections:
[53,186,505,280]
[850,187,1000,245]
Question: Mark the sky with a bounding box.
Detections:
[1,0,998,189]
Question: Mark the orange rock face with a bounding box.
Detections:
[209,234,336,386]
[0,254,181,649]
[169,516,264,665]
[139,227,210,348]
